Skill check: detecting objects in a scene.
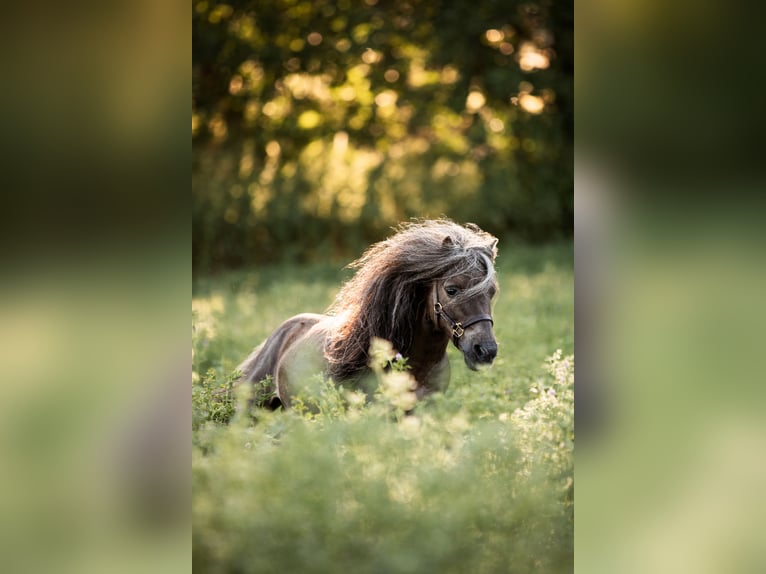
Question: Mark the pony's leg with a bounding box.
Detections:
[233,342,279,408]
[275,331,328,409]
[417,353,451,400]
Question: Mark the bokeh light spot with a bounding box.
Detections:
[384,69,400,82]
[519,93,545,114]
[297,110,322,129]
[485,29,504,43]
[466,91,486,113]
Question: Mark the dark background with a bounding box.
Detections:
[192,0,573,271]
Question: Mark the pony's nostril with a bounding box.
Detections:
[474,343,497,362]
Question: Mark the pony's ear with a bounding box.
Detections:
[443,235,454,247]
[488,238,498,260]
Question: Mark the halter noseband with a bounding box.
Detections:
[433,289,494,347]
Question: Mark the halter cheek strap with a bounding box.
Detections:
[433,293,494,348]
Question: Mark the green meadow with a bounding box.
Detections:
[192,241,573,573]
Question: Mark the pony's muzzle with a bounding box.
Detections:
[473,342,498,364]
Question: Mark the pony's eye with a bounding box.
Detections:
[444,286,459,297]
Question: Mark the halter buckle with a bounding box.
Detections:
[452,323,464,338]
[434,302,443,313]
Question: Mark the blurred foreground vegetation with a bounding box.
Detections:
[192,243,573,572]
[193,0,573,270]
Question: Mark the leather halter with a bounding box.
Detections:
[433,288,494,347]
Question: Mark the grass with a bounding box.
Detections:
[192,241,573,573]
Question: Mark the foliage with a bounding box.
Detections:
[192,367,237,431]
[192,351,574,573]
[192,243,573,572]
[192,0,573,270]
[512,349,575,503]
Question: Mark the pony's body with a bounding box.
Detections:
[238,220,499,409]
[239,312,451,408]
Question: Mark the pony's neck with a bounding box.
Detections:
[404,311,450,384]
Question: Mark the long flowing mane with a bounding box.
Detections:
[325,219,498,381]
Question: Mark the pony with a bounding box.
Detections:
[237,219,499,409]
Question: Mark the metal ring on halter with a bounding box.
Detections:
[433,290,493,346]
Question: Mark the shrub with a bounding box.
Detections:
[192,349,573,573]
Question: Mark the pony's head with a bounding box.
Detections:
[430,242,498,369]
[326,219,499,379]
